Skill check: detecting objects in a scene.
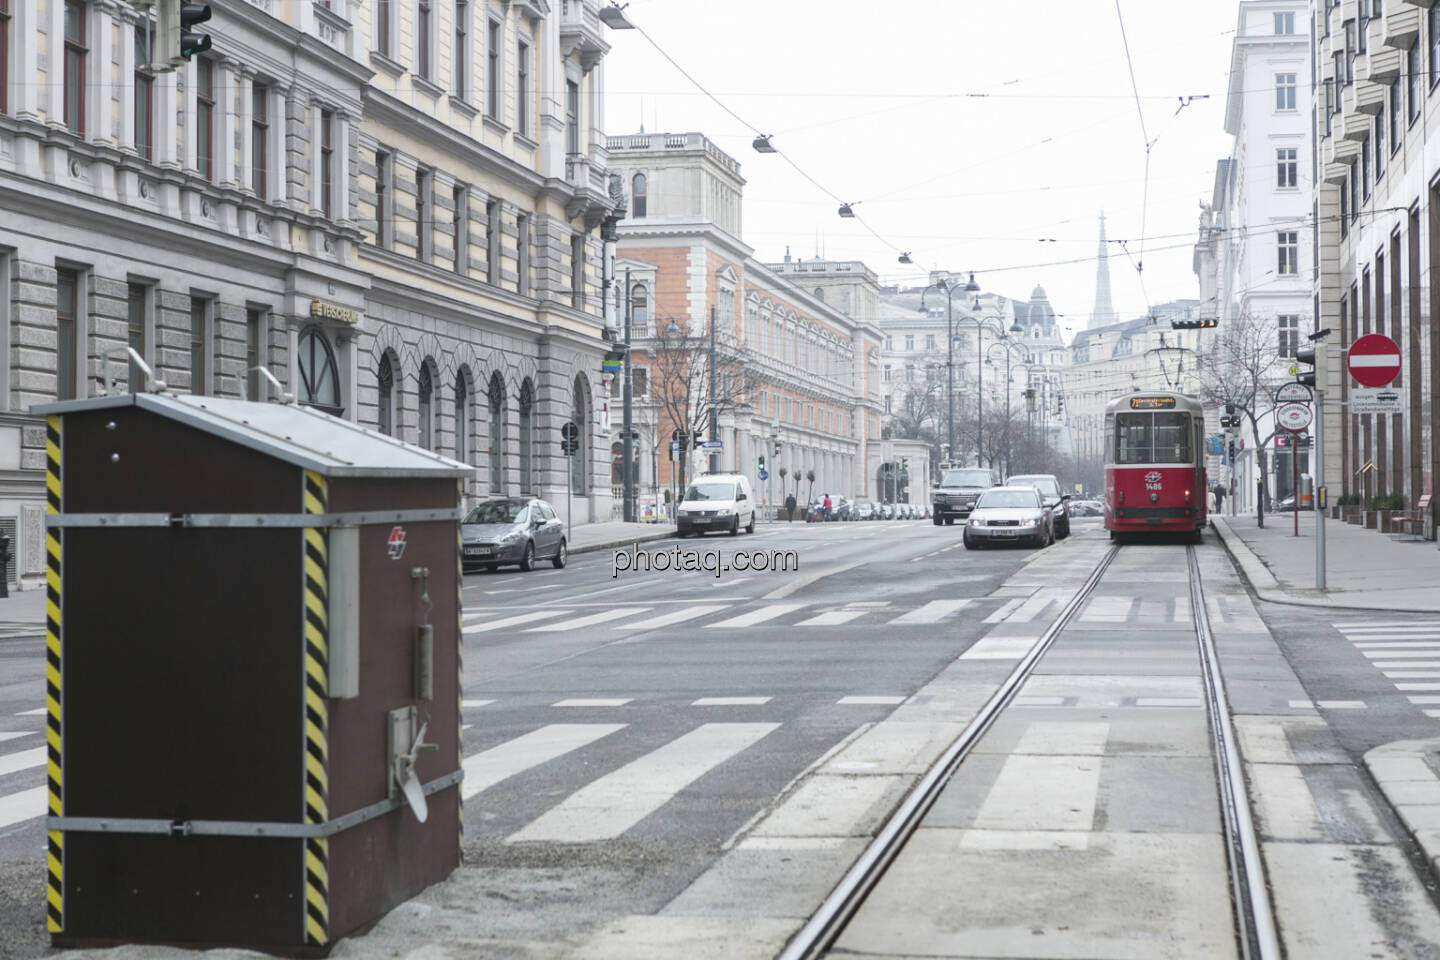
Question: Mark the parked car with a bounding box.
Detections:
[1005,473,1072,539]
[1273,494,1313,511]
[677,473,756,536]
[855,500,877,520]
[833,496,854,521]
[878,502,895,520]
[462,498,567,572]
[963,486,1054,550]
[1069,499,1104,518]
[933,467,998,526]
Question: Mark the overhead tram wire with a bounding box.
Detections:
[1116,0,1154,312]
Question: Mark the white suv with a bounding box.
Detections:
[677,473,756,536]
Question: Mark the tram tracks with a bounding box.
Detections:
[776,543,1282,960]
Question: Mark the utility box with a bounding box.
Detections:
[32,391,471,956]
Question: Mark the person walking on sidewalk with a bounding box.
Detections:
[1213,482,1226,512]
[784,492,797,522]
[823,493,833,521]
[1206,485,1218,514]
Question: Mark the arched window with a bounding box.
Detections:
[814,287,824,301]
[487,372,506,494]
[519,378,535,493]
[298,326,342,414]
[571,374,589,493]
[377,353,395,436]
[417,362,434,450]
[611,441,625,485]
[632,173,647,218]
[454,370,470,464]
[630,284,649,335]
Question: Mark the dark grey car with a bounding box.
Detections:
[462,498,567,572]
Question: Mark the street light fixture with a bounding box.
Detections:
[838,203,857,218]
[898,252,912,264]
[597,3,635,28]
[752,135,777,154]
[933,274,1003,469]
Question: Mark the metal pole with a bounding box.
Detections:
[946,292,954,460]
[566,447,573,543]
[622,269,634,523]
[709,307,719,473]
[977,317,984,469]
[1315,390,1326,590]
[1293,438,1298,537]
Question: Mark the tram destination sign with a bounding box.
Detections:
[1129,396,1177,409]
[1274,382,1313,404]
[1276,402,1313,432]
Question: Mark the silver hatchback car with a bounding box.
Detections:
[963,486,1054,549]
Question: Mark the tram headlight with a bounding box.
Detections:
[1149,492,1158,503]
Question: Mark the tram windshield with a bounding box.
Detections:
[1114,411,1192,464]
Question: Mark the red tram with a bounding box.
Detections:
[1104,392,1208,540]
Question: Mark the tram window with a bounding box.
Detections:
[1115,412,1191,464]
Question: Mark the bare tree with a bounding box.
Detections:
[886,367,946,441]
[644,317,748,493]
[1195,312,1285,526]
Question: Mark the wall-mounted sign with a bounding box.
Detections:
[310,299,362,325]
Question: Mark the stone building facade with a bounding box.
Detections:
[0,0,620,587]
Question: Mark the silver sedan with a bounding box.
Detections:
[962,486,1054,549]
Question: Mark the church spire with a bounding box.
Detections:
[1090,212,1116,330]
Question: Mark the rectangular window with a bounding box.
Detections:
[251,83,268,199]
[925,334,936,350]
[1277,231,1298,276]
[0,0,10,115]
[571,233,584,309]
[1350,162,1359,221]
[454,0,468,97]
[883,364,891,383]
[1274,11,1294,34]
[486,198,500,283]
[566,80,580,154]
[453,183,467,272]
[189,297,209,395]
[133,27,155,161]
[1345,22,1356,83]
[64,0,86,135]
[632,368,648,397]
[487,20,501,119]
[375,149,392,247]
[196,58,215,180]
[1375,112,1385,180]
[516,213,530,295]
[884,336,893,350]
[320,109,334,217]
[1411,42,1422,120]
[245,307,263,399]
[1432,8,1440,88]
[1275,72,1296,110]
[516,39,530,135]
[1114,412,1191,464]
[1276,147,1297,188]
[376,0,392,56]
[56,269,79,400]
[1361,137,1370,199]
[1277,314,1300,358]
[416,166,432,261]
[1389,79,1401,149]
[127,282,147,392]
[416,0,432,80]
[904,334,914,351]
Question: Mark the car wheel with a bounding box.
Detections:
[519,541,535,572]
[746,514,755,534]
[730,517,740,536]
[963,533,976,550]
[945,517,954,526]
[1057,520,1070,540]
[552,539,567,569]
[932,515,942,526]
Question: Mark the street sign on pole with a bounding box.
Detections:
[1347,333,1402,387]
[699,440,723,450]
[1275,381,1313,405]
[1276,402,1312,433]
[758,468,768,481]
[1349,387,1403,414]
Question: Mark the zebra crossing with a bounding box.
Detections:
[1335,620,1440,716]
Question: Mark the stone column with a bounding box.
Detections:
[269,84,288,204]
[216,60,238,186]
[180,57,198,171]
[237,69,254,193]
[12,0,40,120]
[91,1,115,146]
[46,0,65,129]
[308,99,323,212]
[117,10,136,151]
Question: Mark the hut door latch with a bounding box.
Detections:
[388,706,437,823]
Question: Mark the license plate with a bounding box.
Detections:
[992,529,1016,537]
[465,546,491,555]
[693,518,710,524]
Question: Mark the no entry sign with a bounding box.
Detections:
[1347,334,1401,387]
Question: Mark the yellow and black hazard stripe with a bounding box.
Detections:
[45,416,62,934]
[301,470,329,947]
[456,479,465,864]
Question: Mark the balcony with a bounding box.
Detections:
[1400,0,1434,8]
[1360,43,1402,82]
[1323,133,1362,165]
[559,0,609,73]
[1345,76,1387,118]
[1383,0,1421,45]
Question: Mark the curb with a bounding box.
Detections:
[1210,516,1440,613]
[1364,739,1440,878]
[569,528,674,557]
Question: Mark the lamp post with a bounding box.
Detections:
[986,338,1027,478]
[622,268,635,522]
[708,306,719,473]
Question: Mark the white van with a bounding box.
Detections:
[676,473,756,536]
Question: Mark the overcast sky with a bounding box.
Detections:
[603,0,1244,338]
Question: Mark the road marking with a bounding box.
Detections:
[706,603,808,628]
[1079,595,1133,623]
[836,696,906,705]
[1288,700,1315,709]
[1395,683,1440,691]
[506,723,779,843]
[461,699,495,708]
[1425,710,1440,719]
[797,608,874,626]
[973,753,1101,831]
[1135,697,1203,707]
[1315,700,1367,709]
[1381,671,1440,678]
[692,697,772,706]
[1363,661,1440,668]
[461,724,626,800]
[0,785,45,829]
[14,708,43,717]
[1409,696,1440,704]
[960,636,1039,660]
[554,698,633,707]
[1357,642,1440,649]
[1336,620,1440,629]
[464,610,571,633]
[527,608,651,632]
[982,598,1025,624]
[0,747,46,778]
[763,562,861,600]
[1014,721,1109,755]
[1009,594,1058,623]
[615,604,730,631]
[890,599,973,624]
[0,732,33,744]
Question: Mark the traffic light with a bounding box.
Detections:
[1295,345,1317,387]
[158,0,212,67]
[773,440,781,456]
[758,455,766,472]
[1171,318,1218,330]
[1228,439,1237,460]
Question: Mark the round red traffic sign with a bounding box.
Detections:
[1347,334,1402,387]
[1277,402,1312,433]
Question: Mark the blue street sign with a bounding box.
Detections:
[758,469,768,481]
[700,440,724,450]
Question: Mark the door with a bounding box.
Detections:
[536,501,562,555]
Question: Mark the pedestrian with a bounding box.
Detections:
[785,492,797,522]
[1206,485,1217,514]
[1214,482,1226,511]
[823,493,833,521]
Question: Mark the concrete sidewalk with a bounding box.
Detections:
[1212,512,1440,613]
[565,518,674,556]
